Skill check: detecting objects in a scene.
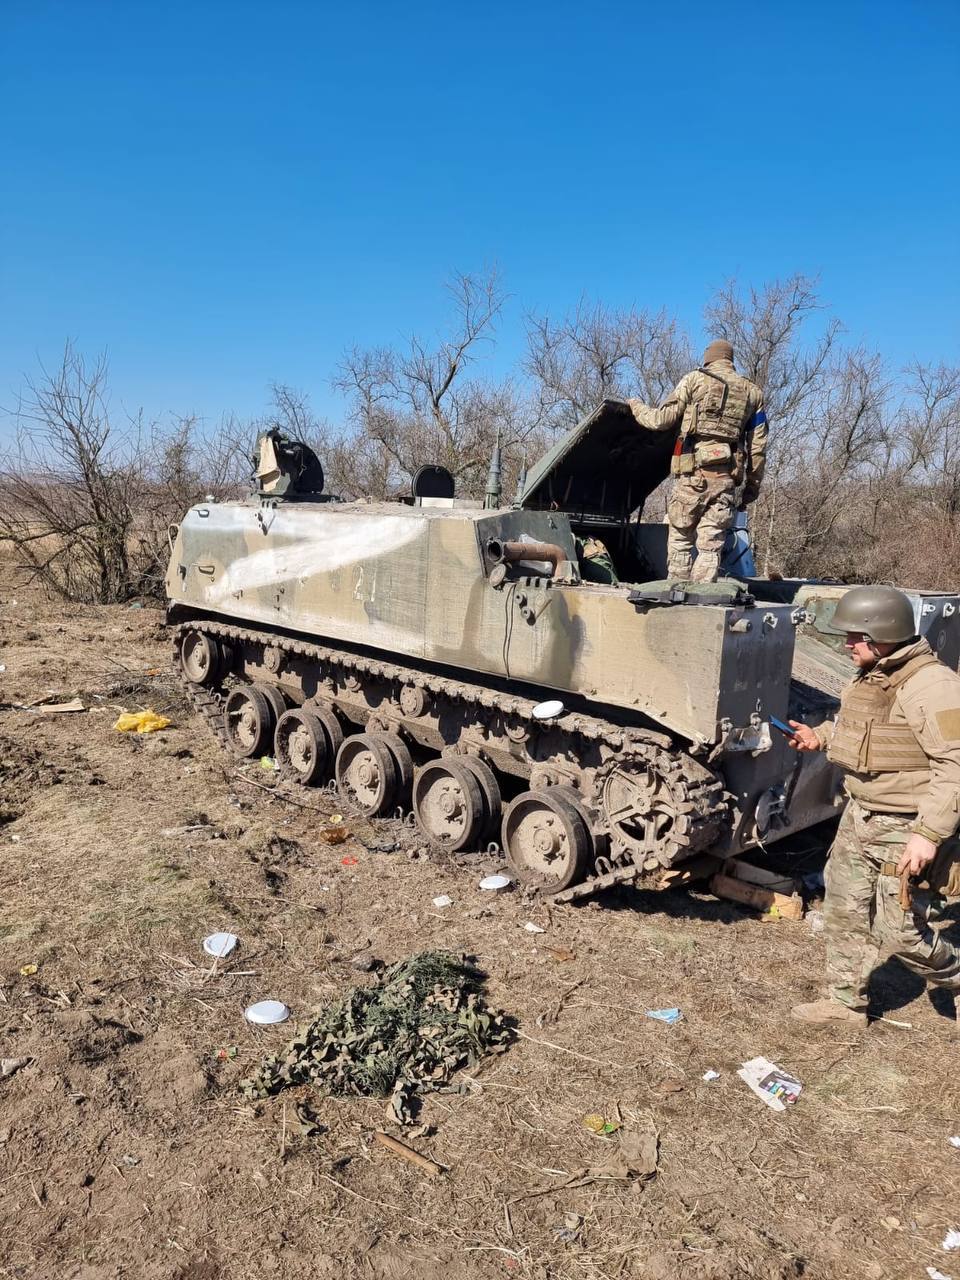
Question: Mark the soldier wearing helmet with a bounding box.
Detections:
[627,340,767,583]
[788,585,960,1027]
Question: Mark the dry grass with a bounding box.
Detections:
[2,555,960,1279]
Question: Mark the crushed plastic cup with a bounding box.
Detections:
[479,874,512,892]
[245,1000,290,1026]
[203,932,238,959]
[646,1007,682,1025]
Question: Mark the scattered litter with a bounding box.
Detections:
[328,814,344,824]
[524,921,546,934]
[702,1069,721,1082]
[876,1015,912,1029]
[114,710,171,733]
[40,698,86,714]
[646,1007,682,1025]
[122,1154,141,1167]
[532,699,565,721]
[294,1099,327,1136]
[582,1112,621,1135]
[127,601,143,610]
[546,945,576,962]
[479,874,512,892]
[18,964,38,977]
[1,1058,31,1079]
[554,1212,583,1243]
[575,1124,658,1186]
[245,1000,291,1026]
[356,835,398,853]
[216,1046,238,1062]
[10,835,20,843]
[260,755,279,771]
[949,1137,960,1148]
[432,895,453,909]
[241,951,512,1125]
[0,664,5,673]
[202,932,238,959]
[340,855,359,866]
[738,1057,802,1111]
[373,1129,445,1178]
[944,1230,960,1251]
[321,826,349,844]
[880,1215,901,1231]
[927,1268,953,1280]
[807,909,825,936]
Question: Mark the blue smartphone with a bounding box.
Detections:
[769,715,794,737]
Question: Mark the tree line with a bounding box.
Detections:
[1,271,958,602]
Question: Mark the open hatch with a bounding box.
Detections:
[517,399,675,582]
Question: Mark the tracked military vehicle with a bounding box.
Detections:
[165,404,960,901]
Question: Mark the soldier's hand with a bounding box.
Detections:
[626,398,647,424]
[897,833,938,878]
[787,721,821,752]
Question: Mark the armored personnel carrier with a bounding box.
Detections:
[165,405,960,901]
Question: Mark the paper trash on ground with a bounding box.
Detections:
[943,1229,960,1251]
[737,1057,802,1111]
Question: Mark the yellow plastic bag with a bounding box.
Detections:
[114,710,172,734]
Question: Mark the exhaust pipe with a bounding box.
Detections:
[486,538,567,579]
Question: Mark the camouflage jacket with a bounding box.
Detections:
[815,638,960,842]
[628,360,768,503]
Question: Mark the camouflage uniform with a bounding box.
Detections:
[816,637,960,1010]
[629,357,767,582]
[823,800,960,1009]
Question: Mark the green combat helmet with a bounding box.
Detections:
[828,585,918,644]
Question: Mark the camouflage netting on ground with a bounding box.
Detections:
[240,951,513,1123]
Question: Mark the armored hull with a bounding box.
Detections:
[165,402,872,899]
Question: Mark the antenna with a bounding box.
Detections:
[484,428,503,509]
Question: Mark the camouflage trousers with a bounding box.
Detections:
[666,470,736,583]
[823,799,960,1011]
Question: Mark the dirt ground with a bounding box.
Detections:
[2,564,960,1280]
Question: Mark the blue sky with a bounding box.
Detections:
[1,0,957,442]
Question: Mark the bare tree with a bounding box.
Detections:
[0,345,240,602]
[0,345,147,601]
[523,299,692,434]
[334,270,537,500]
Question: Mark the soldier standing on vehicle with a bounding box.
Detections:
[628,339,767,583]
[788,586,960,1027]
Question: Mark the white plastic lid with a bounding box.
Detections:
[203,931,238,958]
[479,874,512,891]
[532,699,564,720]
[245,1000,290,1025]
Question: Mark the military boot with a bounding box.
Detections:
[790,998,867,1028]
